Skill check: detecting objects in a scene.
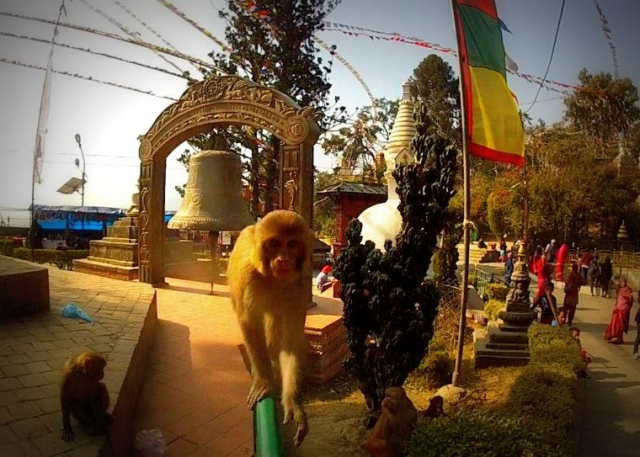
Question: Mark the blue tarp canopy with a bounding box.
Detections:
[37,219,108,232]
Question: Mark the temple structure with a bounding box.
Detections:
[358,82,416,251]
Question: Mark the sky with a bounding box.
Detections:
[0,0,639,228]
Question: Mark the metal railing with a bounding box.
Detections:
[253,397,283,457]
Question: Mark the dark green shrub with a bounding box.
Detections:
[528,324,584,374]
[486,282,509,301]
[483,299,505,321]
[0,239,14,257]
[408,410,571,457]
[413,350,454,389]
[507,364,576,428]
[334,104,458,413]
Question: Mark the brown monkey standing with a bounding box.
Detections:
[60,350,113,442]
[227,210,313,447]
[365,387,417,457]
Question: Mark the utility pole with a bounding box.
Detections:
[75,133,86,229]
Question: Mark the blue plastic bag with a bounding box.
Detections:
[60,303,94,325]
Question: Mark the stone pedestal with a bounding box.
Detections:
[0,256,49,317]
[474,245,536,368]
[74,216,139,281]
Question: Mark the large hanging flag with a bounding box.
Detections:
[452,0,524,166]
[33,42,53,184]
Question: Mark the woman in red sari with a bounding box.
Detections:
[533,246,549,299]
[604,277,634,344]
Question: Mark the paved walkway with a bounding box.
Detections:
[568,287,640,457]
[133,279,253,457]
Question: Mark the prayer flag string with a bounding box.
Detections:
[0,30,189,80]
[0,11,217,72]
[592,0,619,79]
[77,0,188,75]
[0,57,177,101]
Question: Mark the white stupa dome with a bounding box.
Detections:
[358,82,416,251]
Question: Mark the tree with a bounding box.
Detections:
[334,102,458,416]
[313,170,341,238]
[564,70,640,156]
[321,98,398,182]
[176,0,345,216]
[410,54,461,149]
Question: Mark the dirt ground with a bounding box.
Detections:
[281,350,523,456]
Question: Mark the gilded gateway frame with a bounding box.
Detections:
[137,75,320,285]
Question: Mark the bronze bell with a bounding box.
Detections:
[167,149,255,231]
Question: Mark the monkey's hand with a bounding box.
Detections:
[247,377,271,409]
[61,427,74,442]
[283,401,308,447]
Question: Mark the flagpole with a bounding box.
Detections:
[451,0,471,388]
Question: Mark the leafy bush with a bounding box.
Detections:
[486,282,509,301]
[528,324,584,374]
[483,299,505,321]
[412,350,454,389]
[0,239,14,257]
[507,364,576,429]
[408,410,571,457]
[12,248,89,270]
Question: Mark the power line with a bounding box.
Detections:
[525,0,566,114]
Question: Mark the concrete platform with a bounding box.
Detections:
[0,264,157,456]
[0,255,50,318]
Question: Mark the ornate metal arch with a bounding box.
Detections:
[137,75,319,285]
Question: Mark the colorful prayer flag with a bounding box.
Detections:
[452,0,524,165]
[33,45,53,184]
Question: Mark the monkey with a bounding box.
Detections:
[419,395,446,419]
[227,210,313,447]
[365,387,418,457]
[60,351,113,442]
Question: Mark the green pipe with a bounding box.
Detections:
[254,397,283,457]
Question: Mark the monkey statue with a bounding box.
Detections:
[60,351,113,442]
[365,387,417,457]
[227,210,313,447]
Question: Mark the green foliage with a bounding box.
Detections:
[483,299,505,321]
[0,239,14,257]
[527,324,584,375]
[12,248,89,270]
[564,69,640,153]
[313,171,341,238]
[334,104,458,412]
[413,350,454,389]
[408,410,571,457]
[486,283,509,301]
[410,54,461,149]
[467,273,477,288]
[321,98,398,180]
[408,323,579,457]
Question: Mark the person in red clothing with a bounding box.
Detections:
[563,263,587,326]
[533,246,550,300]
[604,277,634,344]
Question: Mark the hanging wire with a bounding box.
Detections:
[525,0,566,114]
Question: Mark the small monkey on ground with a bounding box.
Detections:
[419,395,446,419]
[365,387,417,457]
[60,350,113,442]
[227,209,313,447]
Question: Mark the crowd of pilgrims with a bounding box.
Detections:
[492,236,640,369]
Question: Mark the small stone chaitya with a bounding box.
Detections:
[474,244,537,368]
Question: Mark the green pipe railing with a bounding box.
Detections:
[253,397,283,457]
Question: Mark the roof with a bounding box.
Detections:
[34,205,125,215]
[313,238,331,252]
[316,182,387,196]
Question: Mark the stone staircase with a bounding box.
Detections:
[457,242,500,265]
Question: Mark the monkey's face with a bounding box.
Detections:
[82,357,106,381]
[381,394,398,413]
[263,236,304,282]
